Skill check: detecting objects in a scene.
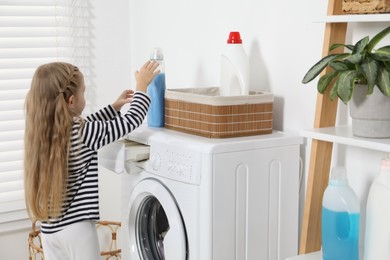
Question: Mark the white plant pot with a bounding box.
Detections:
[349,84,390,138]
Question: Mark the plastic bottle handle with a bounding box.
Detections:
[339,193,358,240]
[222,53,246,95]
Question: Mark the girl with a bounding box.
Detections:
[24,60,159,259]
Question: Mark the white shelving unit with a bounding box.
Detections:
[301,125,390,153]
[299,2,390,257]
[318,13,390,23]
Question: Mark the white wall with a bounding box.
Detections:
[127,0,390,251]
[128,0,325,132]
[1,0,389,258]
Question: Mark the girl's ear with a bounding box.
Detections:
[67,94,74,105]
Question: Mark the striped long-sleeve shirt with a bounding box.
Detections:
[40,91,150,234]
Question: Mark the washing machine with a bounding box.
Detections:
[114,124,301,260]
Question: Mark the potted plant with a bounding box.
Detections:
[302,26,390,138]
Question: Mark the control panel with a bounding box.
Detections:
[145,143,201,185]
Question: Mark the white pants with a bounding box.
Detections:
[41,220,100,260]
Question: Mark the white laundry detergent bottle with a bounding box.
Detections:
[364,154,390,260]
[219,31,249,96]
[322,166,360,260]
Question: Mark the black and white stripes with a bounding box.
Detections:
[40,91,150,234]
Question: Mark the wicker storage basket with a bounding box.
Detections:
[164,87,273,138]
[342,0,390,14]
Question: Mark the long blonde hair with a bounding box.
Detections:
[24,62,82,221]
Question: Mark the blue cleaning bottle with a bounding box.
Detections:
[147,47,166,127]
[322,166,360,260]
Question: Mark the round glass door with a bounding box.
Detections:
[137,196,169,259]
[127,179,188,260]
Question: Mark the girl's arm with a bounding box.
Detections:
[85,90,134,122]
[85,105,120,122]
[81,91,151,150]
[81,60,159,150]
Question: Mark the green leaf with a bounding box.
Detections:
[329,61,349,71]
[330,44,354,52]
[371,45,390,61]
[367,26,390,53]
[383,61,390,71]
[361,57,379,90]
[346,44,355,51]
[353,36,369,54]
[302,54,339,84]
[335,71,360,104]
[344,53,363,64]
[377,66,390,96]
[329,44,344,52]
[330,83,338,101]
[318,71,338,93]
[367,84,374,95]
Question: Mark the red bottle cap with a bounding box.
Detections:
[227,32,242,44]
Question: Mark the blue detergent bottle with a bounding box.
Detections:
[322,166,360,260]
[147,47,166,127]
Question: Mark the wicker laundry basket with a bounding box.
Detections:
[342,0,390,14]
[164,87,274,138]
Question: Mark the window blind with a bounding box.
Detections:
[0,0,89,232]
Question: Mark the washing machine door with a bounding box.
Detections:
[127,178,188,260]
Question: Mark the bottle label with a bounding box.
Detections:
[147,73,166,127]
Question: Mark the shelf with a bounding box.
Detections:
[317,13,390,23]
[301,125,390,153]
[300,0,390,254]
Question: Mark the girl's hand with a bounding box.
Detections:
[112,90,134,111]
[135,60,160,93]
